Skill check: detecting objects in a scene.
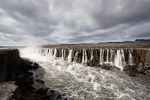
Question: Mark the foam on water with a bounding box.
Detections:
[19,47,150,100]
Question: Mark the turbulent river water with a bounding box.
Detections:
[20,47,150,100]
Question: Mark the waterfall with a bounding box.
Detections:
[114,49,126,70]
[110,49,114,65]
[85,50,88,64]
[67,49,73,62]
[106,49,109,63]
[49,49,53,57]
[99,49,104,65]
[53,48,57,57]
[62,49,67,60]
[19,47,150,100]
[82,50,87,64]
[32,47,136,70]
[62,49,64,59]
[129,50,134,65]
[90,49,94,60]
[44,49,48,56]
[82,50,85,64]
[74,51,79,62]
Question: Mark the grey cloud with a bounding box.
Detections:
[0,0,150,46]
[89,0,150,29]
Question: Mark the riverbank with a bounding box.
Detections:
[0,49,68,100]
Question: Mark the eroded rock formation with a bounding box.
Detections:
[0,49,20,82]
[36,48,150,75]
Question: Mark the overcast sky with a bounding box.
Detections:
[0,0,150,46]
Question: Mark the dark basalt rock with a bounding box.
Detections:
[136,64,150,75]
[0,49,69,100]
[15,75,34,86]
[97,64,112,70]
[36,79,45,84]
[123,65,137,72]
[36,88,47,96]
[145,70,150,75]
[125,71,137,77]
[12,59,68,100]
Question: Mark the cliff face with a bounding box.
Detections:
[36,48,150,74]
[0,49,20,82]
[0,52,7,82]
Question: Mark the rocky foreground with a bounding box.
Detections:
[0,49,68,100]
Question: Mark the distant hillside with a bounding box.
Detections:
[135,39,150,42]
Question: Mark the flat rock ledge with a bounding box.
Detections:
[0,81,18,100]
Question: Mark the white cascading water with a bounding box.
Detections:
[62,49,64,59]
[100,49,104,65]
[106,49,109,63]
[45,48,50,58]
[62,49,66,60]
[74,51,78,62]
[67,49,73,62]
[48,49,53,57]
[53,48,57,57]
[82,50,88,64]
[129,50,134,65]
[19,47,150,100]
[110,49,114,65]
[90,49,94,60]
[114,49,126,70]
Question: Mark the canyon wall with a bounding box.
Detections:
[0,49,20,82]
[36,47,150,74]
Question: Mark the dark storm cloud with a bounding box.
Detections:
[90,0,150,29]
[0,0,150,45]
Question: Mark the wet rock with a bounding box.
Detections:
[26,71,33,76]
[125,71,137,77]
[136,63,150,74]
[87,60,94,66]
[0,49,68,100]
[57,95,62,98]
[35,79,45,84]
[144,64,150,69]
[50,90,55,95]
[145,70,150,75]
[0,81,18,100]
[33,63,40,69]
[35,79,41,83]
[124,65,137,71]
[99,64,112,70]
[15,75,34,86]
[36,88,47,96]
[137,66,145,73]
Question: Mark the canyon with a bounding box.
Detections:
[0,41,150,100]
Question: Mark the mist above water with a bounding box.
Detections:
[19,47,150,100]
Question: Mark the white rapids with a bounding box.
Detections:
[19,47,150,100]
